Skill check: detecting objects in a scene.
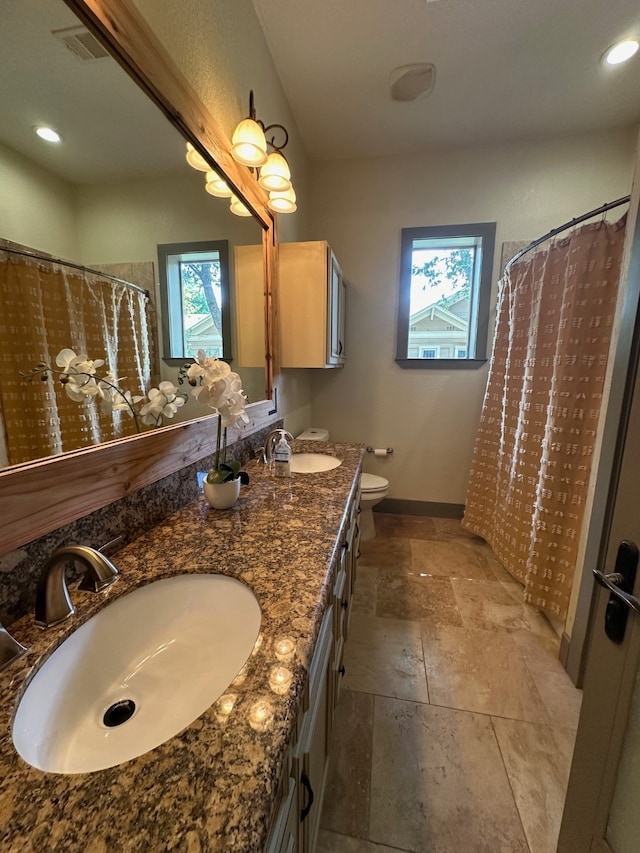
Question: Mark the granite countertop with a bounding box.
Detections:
[0,441,363,852]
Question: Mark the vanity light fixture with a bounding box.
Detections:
[231,91,297,212]
[185,141,209,171]
[604,38,639,65]
[230,194,253,217]
[267,187,297,214]
[258,151,291,193]
[34,126,62,143]
[205,169,232,198]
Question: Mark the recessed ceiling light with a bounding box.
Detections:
[604,39,639,66]
[34,126,62,143]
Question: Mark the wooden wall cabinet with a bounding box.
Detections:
[265,481,361,853]
[234,244,266,368]
[278,241,347,368]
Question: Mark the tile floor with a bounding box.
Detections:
[317,514,583,853]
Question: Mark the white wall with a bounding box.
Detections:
[308,128,637,504]
[0,140,79,260]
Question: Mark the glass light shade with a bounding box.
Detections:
[231,118,268,166]
[185,142,209,171]
[268,187,297,214]
[258,152,292,192]
[205,170,232,198]
[230,195,252,217]
[604,39,639,65]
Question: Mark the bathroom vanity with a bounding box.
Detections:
[0,442,363,852]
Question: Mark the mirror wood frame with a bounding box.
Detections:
[0,0,279,556]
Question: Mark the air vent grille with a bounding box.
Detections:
[52,25,109,61]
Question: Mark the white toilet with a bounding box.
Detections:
[296,428,390,541]
[359,472,390,541]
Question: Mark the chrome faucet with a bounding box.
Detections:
[35,545,119,628]
[0,621,27,672]
[263,429,294,463]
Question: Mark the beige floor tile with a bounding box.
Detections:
[351,566,378,615]
[431,517,484,541]
[376,572,463,627]
[509,628,583,731]
[359,535,412,570]
[315,830,406,853]
[369,697,529,853]
[451,577,557,636]
[374,513,438,540]
[549,725,578,788]
[321,690,373,838]
[422,624,549,722]
[409,538,488,580]
[492,717,571,853]
[342,613,429,702]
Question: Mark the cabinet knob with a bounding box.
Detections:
[338,664,346,677]
[341,600,348,610]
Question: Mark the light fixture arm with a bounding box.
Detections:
[249,90,289,153]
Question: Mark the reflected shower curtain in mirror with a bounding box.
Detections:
[0,251,154,465]
[462,216,626,620]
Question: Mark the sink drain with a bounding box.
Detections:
[103,699,136,728]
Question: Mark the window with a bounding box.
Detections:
[396,222,496,368]
[158,240,231,362]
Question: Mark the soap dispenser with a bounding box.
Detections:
[273,434,292,478]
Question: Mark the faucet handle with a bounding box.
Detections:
[0,623,27,672]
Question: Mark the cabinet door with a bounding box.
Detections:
[234,244,266,368]
[327,252,346,365]
[301,647,332,852]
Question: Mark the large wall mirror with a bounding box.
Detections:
[0,0,271,472]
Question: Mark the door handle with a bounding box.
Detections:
[593,540,640,644]
[300,770,314,821]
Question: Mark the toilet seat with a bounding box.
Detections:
[361,473,389,494]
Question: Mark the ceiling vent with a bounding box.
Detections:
[52,25,109,61]
[390,63,436,102]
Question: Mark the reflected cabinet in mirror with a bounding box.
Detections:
[0,0,270,470]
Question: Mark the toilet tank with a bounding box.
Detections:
[296,428,329,441]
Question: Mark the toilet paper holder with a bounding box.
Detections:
[366,447,394,456]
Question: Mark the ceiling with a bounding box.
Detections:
[0,0,184,184]
[251,0,640,161]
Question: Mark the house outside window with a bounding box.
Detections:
[158,240,231,362]
[396,222,496,368]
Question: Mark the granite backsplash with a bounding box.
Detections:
[0,421,282,626]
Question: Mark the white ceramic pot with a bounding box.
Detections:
[203,477,241,509]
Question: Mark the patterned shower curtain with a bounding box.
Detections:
[462,216,627,620]
[0,250,155,465]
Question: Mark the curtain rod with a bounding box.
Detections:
[504,194,631,273]
[0,245,150,298]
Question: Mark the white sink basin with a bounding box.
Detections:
[12,574,261,774]
[290,453,342,473]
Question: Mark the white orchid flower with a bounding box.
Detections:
[140,382,185,425]
[187,349,231,388]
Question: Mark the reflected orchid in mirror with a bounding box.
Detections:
[21,348,187,433]
[182,349,250,485]
[139,382,187,426]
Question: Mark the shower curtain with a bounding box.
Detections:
[462,216,627,620]
[0,250,155,465]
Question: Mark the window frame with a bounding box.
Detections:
[157,239,231,365]
[396,222,496,369]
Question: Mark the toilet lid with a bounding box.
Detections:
[361,473,389,493]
